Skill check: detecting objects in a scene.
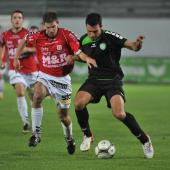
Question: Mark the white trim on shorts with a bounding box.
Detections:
[37,71,72,109]
[8,70,38,88]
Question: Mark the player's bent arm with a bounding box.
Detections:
[78,52,97,68]
[21,46,36,54]
[0,46,6,69]
[0,46,3,67]
[14,38,27,59]
[0,46,3,62]
[13,38,27,71]
[124,35,145,52]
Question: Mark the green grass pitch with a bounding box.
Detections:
[0,83,170,170]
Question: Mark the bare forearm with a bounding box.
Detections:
[124,40,141,51]
[124,35,145,52]
[0,46,3,61]
[77,51,97,68]
[77,52,89,62]
[15,39,27,59]
[22,46,36,54]
[73,54,85,63]
[0,46,5,65]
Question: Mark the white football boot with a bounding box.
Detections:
[80,135,93,151]
[142,135,154,159]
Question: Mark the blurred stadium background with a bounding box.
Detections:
[1,0,170,83]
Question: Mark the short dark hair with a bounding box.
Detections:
[43,12,58,23]
[86,13,102,27]
[30,25,39,30]
[11,10,24,18]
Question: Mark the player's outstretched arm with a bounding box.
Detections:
[124,35,145,51]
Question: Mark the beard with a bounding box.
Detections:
[45,32,56,39]
[48,34,55,38]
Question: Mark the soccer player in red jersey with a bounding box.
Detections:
[14,12,97,154]
[0,10,38,132]
[0,26,5,99]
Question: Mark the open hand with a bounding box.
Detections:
[86,56,97,68]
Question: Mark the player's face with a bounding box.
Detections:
[11,12,24,29]
[44,21,58,38]
[86,24,102,41]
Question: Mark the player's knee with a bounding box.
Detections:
[15,87,25,97]
[33,92,43,106]
[17,93,25,97]
[74,99,86,110]
[60,115,70,124]
[60,114,66,121]
[113,111,126,120]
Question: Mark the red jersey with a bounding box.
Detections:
[26,28,81,77]
[0,28,37,73]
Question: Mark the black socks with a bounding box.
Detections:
[75,107,92,137]
[122,112,148,144]
[75,109,148,144]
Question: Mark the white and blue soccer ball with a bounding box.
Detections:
[95,140,116,159]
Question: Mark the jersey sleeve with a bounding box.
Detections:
[105,30,127,48]
[62,29,81,55]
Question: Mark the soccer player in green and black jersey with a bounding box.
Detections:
[74,13,154,158]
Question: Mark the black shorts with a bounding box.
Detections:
[78,78,126,108]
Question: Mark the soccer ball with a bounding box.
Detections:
[95,140,116,159]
